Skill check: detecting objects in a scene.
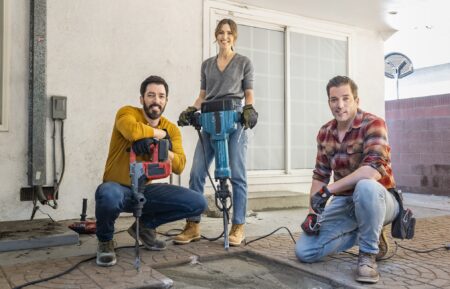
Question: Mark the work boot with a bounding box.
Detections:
[229,224,245,246]
[127,222,166,251]
[376,227,389,260]
[355,251,379,283]
[96,240,117,267]
[173,221,201,244]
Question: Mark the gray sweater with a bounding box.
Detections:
[200,53,254,101]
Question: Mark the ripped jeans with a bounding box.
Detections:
[295,179,399,262]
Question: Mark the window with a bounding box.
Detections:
[206,2,350,174]
[236,24,285,170]
[290,32,347,169]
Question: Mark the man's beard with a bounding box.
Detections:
[144,103,165,120]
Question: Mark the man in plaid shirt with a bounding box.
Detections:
[295,76,399,284]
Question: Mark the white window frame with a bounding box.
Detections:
[203,0,354,182]
[0,0,9,132]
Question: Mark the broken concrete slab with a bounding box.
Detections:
[0,219,79,252]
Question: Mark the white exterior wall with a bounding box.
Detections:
[351,29,386,117]
[0,0,385,221]
[0,0,29,221]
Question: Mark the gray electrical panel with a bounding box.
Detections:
[51,96,67,120]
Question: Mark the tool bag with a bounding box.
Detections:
[389,188,416,239]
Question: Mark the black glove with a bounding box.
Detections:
[310,186,332,214]
[162,129,173,151]
[301,213,320,235]
[131,138,156,155]
[241,104,258,129]
[178,106,198,126]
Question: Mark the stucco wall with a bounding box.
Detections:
[1,0,203,221]
[1,0,386,221]
[0,0,29,221]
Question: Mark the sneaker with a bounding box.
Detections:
[355,251,379,283]
[229,224,245,246]
[96,240,117,267]
[173,221,201,245]
[376,227,389,260]
[127,221,166,251]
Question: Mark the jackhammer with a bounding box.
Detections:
[129,138,171,270]
[179,98,241,250]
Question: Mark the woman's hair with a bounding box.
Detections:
[214,18,238,41]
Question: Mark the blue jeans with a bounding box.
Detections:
[95,182,207,242]
[295,179,399,262]
[188,124,248,224]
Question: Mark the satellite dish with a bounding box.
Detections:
[384,52,414,99]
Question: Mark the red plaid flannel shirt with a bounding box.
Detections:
[313,109,395,193]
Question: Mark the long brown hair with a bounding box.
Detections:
[214,18,238,41]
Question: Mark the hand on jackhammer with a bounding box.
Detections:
[301,213,320,235]
[178,106,198,126]
[241,104,258,129]
[310,186,333,214]
[132,138,157,155]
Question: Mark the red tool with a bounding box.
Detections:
[69,198,96,234]
[130,138,171,271]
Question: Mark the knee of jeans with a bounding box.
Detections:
[95,183,122,209]
[295,239,321,263]
[354,179,383,201]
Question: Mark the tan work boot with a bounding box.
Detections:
[355,251,379,283]
[229,224,245,246]
[173,221,201,244]
[376,227,389,260]
[96,240,117,267]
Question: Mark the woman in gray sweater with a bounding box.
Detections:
[176,18,258,246]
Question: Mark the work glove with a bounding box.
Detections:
[241,104,258,129]
[162,129,173,151]
[301,213,320,235]
[132,138,156,155]
[178,106,198,126]
[310,186,333,214]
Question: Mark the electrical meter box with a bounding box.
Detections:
[51,96,67,120]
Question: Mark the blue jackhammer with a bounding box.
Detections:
[180,98,241,250]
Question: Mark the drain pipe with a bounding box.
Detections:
[28,0,47,199]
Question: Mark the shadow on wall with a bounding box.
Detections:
[385,93,450,196]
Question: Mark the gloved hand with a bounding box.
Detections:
[162,129,173,151]
[301,213,320,235]
[178,106,198,126]
[310,186,333,214]
[241,104,258,129]
[132,138,156,155]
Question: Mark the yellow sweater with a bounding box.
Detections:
[103,105,186,186]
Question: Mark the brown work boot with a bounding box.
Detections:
[229,224,245,246]
[376,227,389,260]
[127,222,166,251]
[96,240,117,267]
[173,221,201,244]
[355,251,379,283]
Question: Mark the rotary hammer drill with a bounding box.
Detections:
[129,138,171,270]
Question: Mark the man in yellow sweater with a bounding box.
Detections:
[95,75,207,267]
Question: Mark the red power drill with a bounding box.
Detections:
[130,138,171,271]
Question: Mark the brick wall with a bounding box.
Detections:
[385,94,450,196]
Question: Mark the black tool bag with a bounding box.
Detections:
[388,188,416,239]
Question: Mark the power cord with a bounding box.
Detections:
[344,241,449,261]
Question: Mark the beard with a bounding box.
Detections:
[144,103,165,120]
